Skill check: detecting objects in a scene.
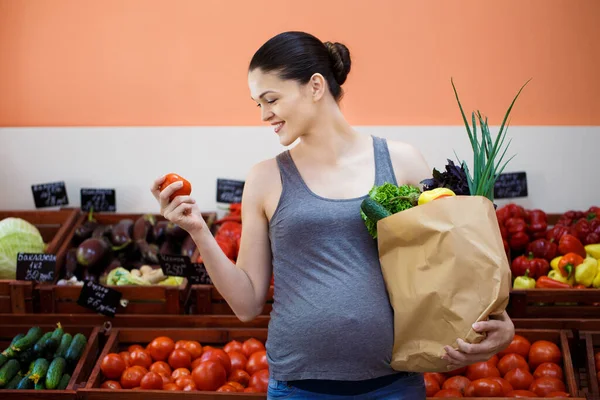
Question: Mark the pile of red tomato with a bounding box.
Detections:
[99,336,269,393]
[425,335,571,398]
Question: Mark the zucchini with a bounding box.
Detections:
[55,333,72,358]
[57,373,71,390]
[29,358,49,384]
[35,377,45,390]
[45,357,66,389]
[0,359,20,388]
[33,332,53,354]
[16,373,34,389]
[11,327,43,354]
[64,333,87,364]
[5,372,23,389]
[361,197,392,223]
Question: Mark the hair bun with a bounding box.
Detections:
[324,41,351,85]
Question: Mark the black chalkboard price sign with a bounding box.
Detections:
[494,172,528,199]
[216,179,245,204]
[16,253,56,283]
[158,254,191,278]
[77,280,122,317]
[31,181,69,208]
[81,188,116,212]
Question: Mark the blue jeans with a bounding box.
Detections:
[267,373,426,399]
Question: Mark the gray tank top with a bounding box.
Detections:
[267,136,399,381]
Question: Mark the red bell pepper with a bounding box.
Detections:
[586,232,600,245]
[511,253,549,279]
[496,206,511,226]
[509,231,530,251]
[526,209,548,234]
[536,276,572,289]
[558,234,586,258]
[506,217,527,235]
[507,204,527,219]
[546,225,570,243]
[570,219,591,243]
[557,252,584,278]
[527,239,558,261]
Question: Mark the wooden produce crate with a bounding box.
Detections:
[81,327,268,399]
[508,289,600,319]
[38,212,216,315]
[0,209,80,314]
[582,331,600,399]
[0,323,102,399]
[189,285,273,316]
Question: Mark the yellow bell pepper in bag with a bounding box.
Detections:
[548,270,575,285]
[417,188,456,205]
[574,257,598,287]
[585,244,600,259]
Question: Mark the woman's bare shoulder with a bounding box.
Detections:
[385,139,431,187]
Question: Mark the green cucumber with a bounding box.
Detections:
[10,333,26,347]
[57,373,71,390]
[361,197,392,223]
[54,333,72,358]
[33,332,53,354]
[50,324,64,342]
[0,359,20,387]
[10,327,42,354]
[35,378,46,390]
[45,357,66,389]
[29,358,49,384]
[1,333,25,368]
[16,373,34,389]
[5,372,23,389]
[64,333,87,364]
[17,348,36,370]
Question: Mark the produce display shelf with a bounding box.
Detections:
[509,289,600,319]
[81,327,268,399]
[0,323,102,399]
[37,212,216,315]
[0,209,80,314]
[582,331,600,399]
[189,285,274,316]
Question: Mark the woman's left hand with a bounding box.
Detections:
[442,311,515,370]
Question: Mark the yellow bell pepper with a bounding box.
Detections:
[585,244,600,259]
[550,256,562,272]
[418,188,456,205]
[548,270,575,285]
[513,274,536,289]
[593,268,600,288]
[574,257,598,287]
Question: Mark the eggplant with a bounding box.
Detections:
[136,239,159,264]
[111,219,134,246]
[73,220,99,245]
[153,221,169,244]
[159,240,177,255]
[166,222,187,240]
[64,248,80,280]
[133,215,156,242]
[76,238,110,273]
[181,235,196,258]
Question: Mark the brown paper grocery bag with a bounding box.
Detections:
[377,195,511,373]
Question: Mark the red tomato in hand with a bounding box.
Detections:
[101,353,127,380]
[505,367,534,390]
[506,389,539,397]
[242,338,266,358]
[169,349,192,370]
[424,374,441,397]
[434,389,463,397]
[529,340,562,370]
[100,380,122,389]
[499,335,532,359]
[466,361,501,381]
[199,348,231,375]
[147,336,175,362]
[140,372,163,390]
[465,378,504,397]
[224,340,244,354]
[533,362,563,381]
[229,369,251,387]
[529,377,566,396]
[442,376,470,395]
[246,350,268,376]
[228,350,248,372]
[498,353,529,376]
[129,349,153,370]
[192,360,227,391]
[489,376,514,395]
[160,173,192,201]
[248,369,269,392]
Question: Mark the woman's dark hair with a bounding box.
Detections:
[249,31,351,102]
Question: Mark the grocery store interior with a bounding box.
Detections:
[1,0,599,399]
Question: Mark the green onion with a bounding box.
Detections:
[451,78,530,202]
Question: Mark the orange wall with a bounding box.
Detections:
[0,0,598,127]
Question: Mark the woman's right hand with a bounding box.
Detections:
[150,175,206,235]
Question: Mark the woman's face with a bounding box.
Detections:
[248,68,317,146]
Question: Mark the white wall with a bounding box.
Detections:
[1,126,598,214]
